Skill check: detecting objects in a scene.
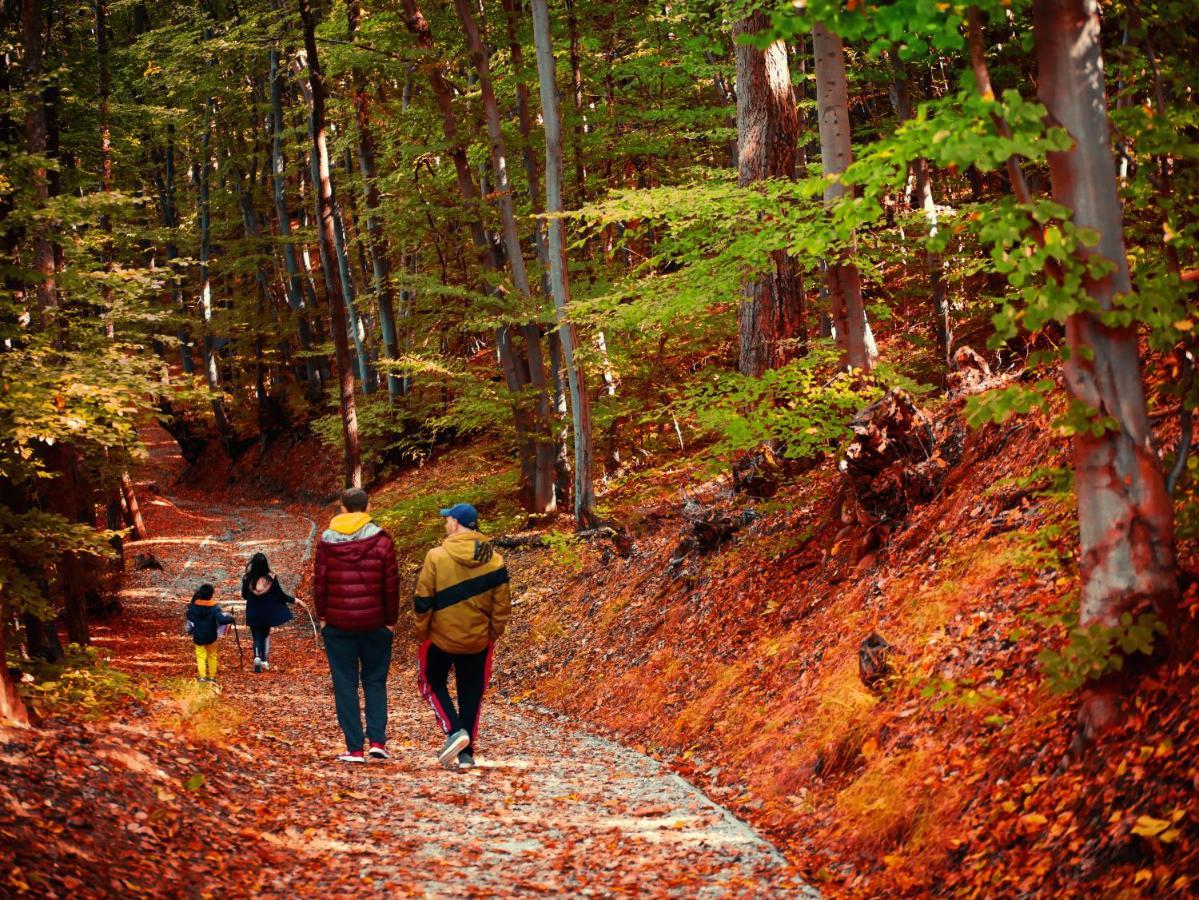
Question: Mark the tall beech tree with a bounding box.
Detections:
[531,0,596,525]
[298,0,361,488]
[268,48,323,401]
[732,8,804,377]
[812,22,871,373]
[347,0,402,402]
[1033,0,1178,738]
[454,0,558,514]
[402,0,555,513]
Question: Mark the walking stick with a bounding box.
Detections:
[294,598,320,644]
[231,622,246,670]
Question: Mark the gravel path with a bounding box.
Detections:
[98,424,814,897]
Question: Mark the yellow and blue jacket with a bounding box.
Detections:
[414,530,510,654]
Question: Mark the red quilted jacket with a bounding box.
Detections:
[314,517,400,631]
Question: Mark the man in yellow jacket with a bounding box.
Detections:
[414,503,511,770]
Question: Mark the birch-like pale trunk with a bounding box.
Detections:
[196,27,232,435]
[453,0,557,513]
[268,49,322,399]
[531,0,597,525]
[299,0,362,488]
[889,48,949,364]
[347,1,402,401]
[812,22,872,372]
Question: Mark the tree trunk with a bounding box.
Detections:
[734,11,804,377]
[1034,0,1178,740]
[0,593,31,725]
[812,23,872,372]
[332,195,374,394]
[565,0,586,202]
[40,443,89,647]
[22,0,55,329]
[152,127,195,374]
[348,1,402,402]
[889,48,949,365]
[23,0,89,648]
[532,0,597,525]
[402,0,545,509]
[96,0,115,339]
[268,49,323,401]
[453,0,557,514]
[299,0,362,488]
[196,78,232,437]
[120,472,147,540]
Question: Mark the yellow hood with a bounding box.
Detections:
[329,512,373,535]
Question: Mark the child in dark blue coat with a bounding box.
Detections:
[241,553,295,673]
[186,583,235,686]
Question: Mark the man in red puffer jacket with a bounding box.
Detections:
[314,488,399,763]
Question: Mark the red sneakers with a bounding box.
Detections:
[337,750,365,763]
[368,742,390,760]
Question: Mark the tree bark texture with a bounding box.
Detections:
[733,11,804,377]
[195,56,232,437]
[401,0,541,510]
[454,0,557,514]
[812,23,871,372]
[299,0,362,488]
[1034,0,1177,737]
[348,1,402,402]
[268,49,323,400]
[22,0,55,326]
[532,0,597,525]
[0,595,31,725]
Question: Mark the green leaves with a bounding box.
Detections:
[964,380,1055,427]
[669,347,890,462]
[1036,612,1168,695]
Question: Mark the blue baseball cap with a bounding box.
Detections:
[439,503,478,529]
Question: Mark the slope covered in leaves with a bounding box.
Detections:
[359,363,1199,897]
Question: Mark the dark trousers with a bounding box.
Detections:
[249,624,271,661]
[322,625,393,751]
[417,640,494,751]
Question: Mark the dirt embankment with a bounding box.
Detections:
[477,398,1199,896]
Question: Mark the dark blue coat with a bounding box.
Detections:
[187,602,234,646]
[242,576,295,628]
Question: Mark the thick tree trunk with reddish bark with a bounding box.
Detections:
[23,0,90,647]
[1033,0,1177,739]
[299,0,362,489]
[812,23,871,372]
[733,11,803,377]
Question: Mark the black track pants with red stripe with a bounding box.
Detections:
[418,640,494,751]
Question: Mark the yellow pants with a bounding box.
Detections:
[195,643,219,679]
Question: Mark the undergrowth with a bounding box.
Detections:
[158,678,245,744]
[374,468,524,556]
[15,645,144,719]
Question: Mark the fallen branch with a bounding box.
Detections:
[493,525,619,549]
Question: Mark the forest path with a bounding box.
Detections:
[93,424,813,897]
